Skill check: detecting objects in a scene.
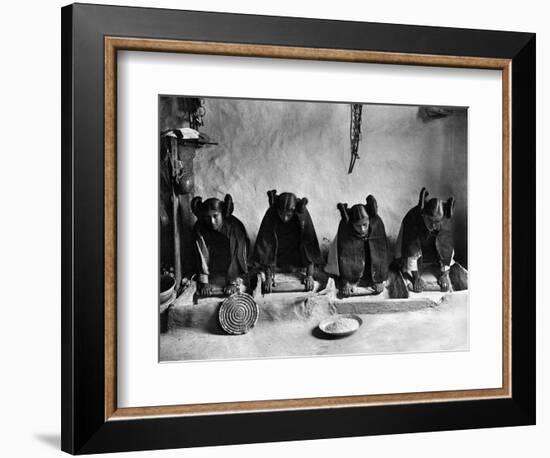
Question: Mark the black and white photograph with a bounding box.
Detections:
[159,95,469,362]
[1,0,543,456]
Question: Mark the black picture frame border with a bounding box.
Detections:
[61,3,535,454]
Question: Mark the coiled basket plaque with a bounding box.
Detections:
[218,292,259,335]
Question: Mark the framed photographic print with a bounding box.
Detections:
[61,3,536,454]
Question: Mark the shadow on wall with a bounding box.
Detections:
[160,97,468,268]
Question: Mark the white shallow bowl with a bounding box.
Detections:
[318,314,363,337]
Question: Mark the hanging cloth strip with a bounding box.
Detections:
[348,103,363,174]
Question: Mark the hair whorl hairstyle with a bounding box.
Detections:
[366,194,378,217]
[267,190,278,207]
[191,196,203,217]
[444,197,455,218]
[337,203,349,223]
[418,187,429,210]
[295,197,308,213]
[223,194,234,217]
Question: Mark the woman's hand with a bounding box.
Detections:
[372,282,385,294]
[340,281,353,298]
[224,283,240,296]
[438,270,451,292]
[197,282,213,297]
[303,275,315,291]
[262,268,275,294]
[411,271,425,293]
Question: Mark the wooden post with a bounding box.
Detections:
[171,137,182,287]
[177,145,197,276]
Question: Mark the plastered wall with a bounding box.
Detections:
[161,97,468,266]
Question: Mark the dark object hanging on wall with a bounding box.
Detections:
[160,128,217,148]
[348,103,363,174]
[177,96,207,130]
[418,106,453,122]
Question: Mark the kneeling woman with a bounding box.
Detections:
[191,194,250,296]
[252,190,322,293]
[395,187,467,292]
[325,195,389,297]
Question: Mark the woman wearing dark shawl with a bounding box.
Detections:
[325,195,389,297]
[394,187,467,292]
[191,194,250,296]
[252,190,322,293]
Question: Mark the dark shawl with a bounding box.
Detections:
[401,205,454,268]
[252,206,322,268]
[337,214,389,284]
[193,215,249,282]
